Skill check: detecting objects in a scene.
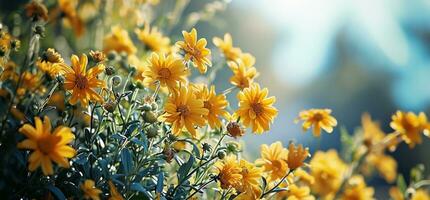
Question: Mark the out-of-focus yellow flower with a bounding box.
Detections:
[103,25,137,55]
[193,84,228,129]
[287,143,309,170]
[17,71,44,96]
[81,179,102,200]
[390,111,430,148]
[162,85,208,138]
[214,155,242,189]
[176,28,212,74]
[294,168,315,185]
[17,116,76,175]
[58,0,84,37]
[235,159,263,200]
[135,24,170,53]
[228,60,259,90]
[366,153,397,183]
[278,184,315,200]
[108,181,124,200]
[25,0,49,21]
[412,190,430,200]
[213,33,242,61]
[239,52,256,68]
[48,91,66,111]
[56,54,106,108]
[310,150,347,199]
[340,175,374,200]
[0,61,18,81]
[256,141,289,181]
[143,53,188,91]
[235,83,277,134]
[297,109,337,137]
[389,187,404,200]
[361,113,385,146]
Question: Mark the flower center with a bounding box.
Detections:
[177,105,190,116]
[313,113,324,121]
[251,103,264,116]
[37,136,57,155]
[158,68,171,79]
[75,74,88,89]
[203,101,212,110]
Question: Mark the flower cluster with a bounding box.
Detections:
[0,1,429,200]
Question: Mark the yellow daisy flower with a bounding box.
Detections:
[162,85,209,138]
[176,28,212,74]
[256,141,289,181]
[214,155,242,189]
[108,181,124,200]
[135,24,170,53]
[17,116,76,175]
[390,111,430,148]
[194,84,229,129]
[228,60,259,90]
[297,109,337,137]
[235,83,278,134]
[361,113,385,146]
[235,159,263,199]
[142,53,189,91]
[0,61,18,81]
[366,153,397,183]
[57,54,106,108]
[212,33,242,61]
[239,52,256,68]
[340,175,375,200]
[17,71,44,96]
[310,150,347,199]
[81,179,102,200]
[287,143,309,170]
[103,25,137,54]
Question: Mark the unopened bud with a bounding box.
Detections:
[111,75,121,87]
[103,101,116,113]
[143,111,157,123]
[217,150,226,159]
[105,66,115,76]
[227,122,244,138]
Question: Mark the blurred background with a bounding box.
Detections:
[193,0,430,197]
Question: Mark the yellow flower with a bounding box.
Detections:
[176,28,212,74]
[280,184,315,200]
[17,116,76,175]
[389,187,404,200]
[297,109,337,137]
[235,83,278,134]
[162,85,209,138]
[212,33,242,61]
[37,60,63,78]
[412,190,430,200]
[25,0,49,21]
[367,154,397,183]
[108,181,124,200]
[390,111,430,148]
[235,159,263,199]
[17,71,44,96]
[310,150,347,199]
[214,155,242,189]
[142,53,189,91]
[239,52,256,68]
[287,143,309,170]
[228,60,259,90]
[294,168,315,185]
[194,84,229,129]
[340,175,374,200]
[135,24,170,53]
[58,0,84,37]
[0,61,18,81]
[256,141,289,181]
[57,54,106,108]
[103,25,137,54]
[361,113,385,146]
[81,179,102,200]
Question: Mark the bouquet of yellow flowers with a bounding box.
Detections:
[0,0,429,199]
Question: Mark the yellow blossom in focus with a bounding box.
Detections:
[108,181,124,200]
[287,143,309,170]
[194,84,229,129]
[228,60,259,90]
[235,159,263,199]
[176,28,212,74]
[81,179,102,200]
[297,109,337,137]
[390,111,430,148]
[162,85,209,138]
[214,155,242,189]
[213,33,242,61]
[310,150,347,199]
[340,175,374,200]
[17,116,76,175]
[56,54,106,108]
[103,25,137,55]
[135,24,170,53]
[143,53,189,91]
[256,141,289,181]
[235,83,277,134]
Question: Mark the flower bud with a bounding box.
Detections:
[105,66,115,76]
[217,150,226,159]
[11,39,20,51]
[143,111,158,124]
[103,101,116,113]
[89,50,106,63]
[163,147,175,163]
[111,75,122,87]
[202,143,212,152]
[146,125,159,138]
[107,51,117,60]
[227,121,245,138]
[226,142,241,154]
[141,104,152,111]
[33,25,45,36]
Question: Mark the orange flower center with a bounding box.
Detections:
[203,101,212,110]
[251,103,264,116]
[177,105,190,116]
[313,113,324,121]
[75,74,88,89]
[158,68,171,79]
[37,136,58,155]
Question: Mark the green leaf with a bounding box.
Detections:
[177,154,195,181]
[410,164,425,183]
[181,139,201,158]
[340,126,354,162]
[397,174,407,194]
[130,182,153,199]
[156,172,164,193]
[121,148,133,174]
